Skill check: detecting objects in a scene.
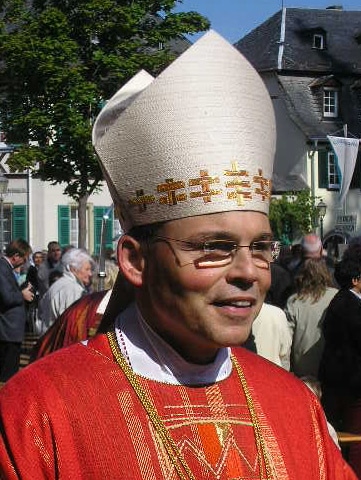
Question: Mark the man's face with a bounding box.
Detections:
[11,253,29,269]
[48,244,61,262]
[33,253,44,267]
[137,211,272,364]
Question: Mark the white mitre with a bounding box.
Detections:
[93,30,276,231]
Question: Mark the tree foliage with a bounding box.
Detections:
[269,189,320,244]
[0,0,209,245]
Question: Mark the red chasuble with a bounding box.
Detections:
[0,334,356,479]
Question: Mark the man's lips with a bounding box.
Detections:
[213,297,256,308]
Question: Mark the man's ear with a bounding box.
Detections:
[117,235,145,288]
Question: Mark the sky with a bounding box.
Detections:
[174,1,361,44]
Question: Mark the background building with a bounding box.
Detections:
[235,5,361,251]
[0,142,118,254]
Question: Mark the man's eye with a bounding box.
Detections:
[203,241,235,254]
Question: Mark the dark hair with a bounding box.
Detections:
[5,238,31,258]
[49,270,63,286]
[127,222,165,242]
[47,241,60,251]
[342,243,361,261]
[334,256,361,289]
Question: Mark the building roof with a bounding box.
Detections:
[235,7,361,75]
[235,7,361,140]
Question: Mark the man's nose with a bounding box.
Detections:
[225,247,260,284]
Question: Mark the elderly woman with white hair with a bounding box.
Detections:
[38,248,94,334]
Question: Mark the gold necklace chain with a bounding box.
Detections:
[107,331,272,479]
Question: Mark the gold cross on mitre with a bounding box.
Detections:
[128,189,156,212]
[189,170,221,203]
[224,161,251,206]
[157,178,187,205]
[253,169,271,201]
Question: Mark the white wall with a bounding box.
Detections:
[5,174,113,252]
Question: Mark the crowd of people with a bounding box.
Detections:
[0,239,119,382]
[0,31,358,478]
[259,233,361,476]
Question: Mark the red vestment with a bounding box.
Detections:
[30,290,107,361]
[0,335,356,479]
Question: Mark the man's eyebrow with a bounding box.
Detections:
[255,232,274,241]
[184,231,274,242]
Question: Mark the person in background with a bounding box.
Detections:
[0,32,355,479]
[48,269,63,287]
[319,252,361,478]
[252,302,292,370]
[13,265,27,286]
[298,234,334,277]
[31,289,111,361]
[286,258,338,378]
[265,261,293,308]
[0,239,34,382]
[37,248,93,334]
[25,251,44,294]
[37,241,63,298]
[24,251,44,332]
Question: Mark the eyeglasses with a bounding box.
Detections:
[152,236,280,269]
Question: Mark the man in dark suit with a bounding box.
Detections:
[319,252,361,477]
[0,238,34,382]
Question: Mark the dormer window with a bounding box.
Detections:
[313,33,325,49]
[323,87,339,117]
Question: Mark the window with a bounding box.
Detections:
[0,204,28,252]
[327,152,340,189]
[313,34,324,49]
[323,88,339,118]
[58,205,90,249]
[70,206,78,247]
[318,150,340,190]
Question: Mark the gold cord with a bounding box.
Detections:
[231,354,272,479]
[107,331,272,479]
[107,331,194,480]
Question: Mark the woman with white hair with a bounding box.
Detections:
[38,248,94,334]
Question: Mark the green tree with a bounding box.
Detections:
[0,0,209,248]
[269,189,320,245]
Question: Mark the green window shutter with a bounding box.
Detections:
[58,205,70,247]
[318,150,328,188]
[12,205,27,240]
[94,207,114,256]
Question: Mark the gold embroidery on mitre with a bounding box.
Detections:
[253,169,271,200]
[224,162,248,177]
[189,170,221,203]
[129,189,156,212]
[157,179,187,206]
[224,161,251,206]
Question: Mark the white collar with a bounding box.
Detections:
[114,303,232,385]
